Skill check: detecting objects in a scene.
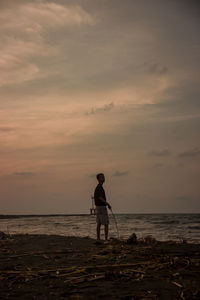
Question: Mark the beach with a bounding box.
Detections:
[0,233,200,299]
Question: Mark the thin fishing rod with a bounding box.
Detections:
[104,182,120,239]
[110,208,120,239]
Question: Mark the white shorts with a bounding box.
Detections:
[96,206,109,225]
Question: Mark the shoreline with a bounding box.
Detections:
[0,214,90,219]
[1,212,200,219]
[1,231,200,245]
[0,233,200,299]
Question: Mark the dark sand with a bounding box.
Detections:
[0,233,200,299]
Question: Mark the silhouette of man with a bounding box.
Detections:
[94,173,111,240]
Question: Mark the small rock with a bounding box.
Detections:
[144,235,156,244]
[127,233,137,244]
[0,232,8,240]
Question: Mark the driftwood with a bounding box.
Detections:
[0,262,148,276]
[64,272,104,283]
[5,249,76,259]
[171,281,183,288]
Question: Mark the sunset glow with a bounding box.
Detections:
[0,0,200,214]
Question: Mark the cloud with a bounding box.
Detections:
[86,102,114,115]
[112,170,129,177]
[0,37,43,86]
[175,195,199,207]
[12,172,36,177]
[0,0,200,214]
[0,2,94,86]
[177,147,200,158]
[176,195,189,202]
[152,163,164,168]
[88,173,96,178]
[0,127,13,132]
[152,87,200,118]
[0,36,43,86]
[148,149,172,157]
[147,62,168,75]
[0,2,94,33]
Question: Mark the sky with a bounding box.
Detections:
[0,0,200,214]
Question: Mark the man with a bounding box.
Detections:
[94,173,111,240]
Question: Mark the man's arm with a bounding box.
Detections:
[98,197,111,209]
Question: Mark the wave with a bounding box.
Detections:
[1,214,200,243]
[150,220,181,225]
[188,226,200,230]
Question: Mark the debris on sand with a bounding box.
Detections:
[0,234,200,299]
[126,233,137,244]
[142,235,157,244]
[0,231,9,240]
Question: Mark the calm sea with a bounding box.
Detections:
[0,214,200,243]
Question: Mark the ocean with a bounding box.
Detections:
[0,213,200,243]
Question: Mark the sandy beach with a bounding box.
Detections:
[0,233,200,299]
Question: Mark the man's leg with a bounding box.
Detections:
[97,223,101,240]
[104,224,108,240]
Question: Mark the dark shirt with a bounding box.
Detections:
[94,184,106,206]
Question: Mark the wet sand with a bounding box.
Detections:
[0,233,200,299]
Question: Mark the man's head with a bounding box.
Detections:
[96,173,105,184]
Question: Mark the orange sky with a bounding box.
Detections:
[0,0,200,214]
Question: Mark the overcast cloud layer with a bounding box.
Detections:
[0,0,200,214]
